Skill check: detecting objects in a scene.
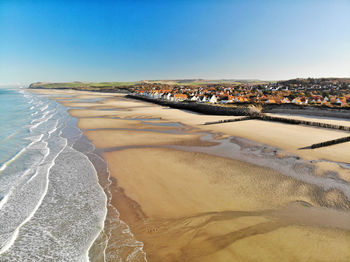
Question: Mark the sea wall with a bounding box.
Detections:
[127,95,250,116]
[128,95,350,133]
[263,104,350,119]
[128,95,350,120]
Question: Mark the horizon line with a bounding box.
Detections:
[2,76,350,87]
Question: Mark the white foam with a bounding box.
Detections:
[0,90,137,261]
[95,151,147,262]
[31,110,52,124]
[0,227,19,255]
[0,166,36,212]
[83,153,108,262]
[0,134,44,172]
[0,137,68,255]
[0,194,9,210]
[48,121,59,138]
[40,104,48,111]
[29,114,54,132]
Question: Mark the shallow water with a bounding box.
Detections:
[141,121,183,127]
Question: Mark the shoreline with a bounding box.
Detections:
[53,94,148,262]
[30,89,350,262]
[0,88,108,261]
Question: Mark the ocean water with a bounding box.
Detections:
[0,88,107,261]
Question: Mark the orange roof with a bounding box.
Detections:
[174,94,188,99]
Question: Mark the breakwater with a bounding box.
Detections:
[203,116,252,125]
[256,115,350,132]
[303,136,350,149]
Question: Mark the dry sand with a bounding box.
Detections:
[30,89,350,262]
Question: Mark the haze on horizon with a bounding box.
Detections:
[0,0,349,85]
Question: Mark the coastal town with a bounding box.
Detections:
[133,78,350,108]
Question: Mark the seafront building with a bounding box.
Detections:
[134,81,350,108]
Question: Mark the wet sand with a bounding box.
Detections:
[105,148,350,262]
[30,89,350,262]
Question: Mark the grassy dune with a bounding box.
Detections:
[29,81,138,90]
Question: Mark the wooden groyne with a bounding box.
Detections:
[203,115,350,132]
[203,116,252,125]
[255,115,350,132]
[300,136,350,149]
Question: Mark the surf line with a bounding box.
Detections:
[0,134,67,255]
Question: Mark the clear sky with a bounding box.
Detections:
[0,0,349,84]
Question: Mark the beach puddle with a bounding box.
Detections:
[141,121,183,127]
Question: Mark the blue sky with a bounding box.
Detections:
[0,0,349,84]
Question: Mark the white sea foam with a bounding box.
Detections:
[29,113,54,132]
[0,166,37,212]
[0,134,43,172]
[0,89,116,261]
[30,109,52,124]
[0,228,19,255]
[0,136,67,255]
[0,194,9,210]
[40,104,48,111]
[94,150,147,262]
[81,152,108,262]
[48,121,59,138]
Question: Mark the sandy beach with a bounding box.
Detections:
[30,89,350,262]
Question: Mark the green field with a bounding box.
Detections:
[28,79,273,91]
[144,79,273,86]
[29,81,138,89]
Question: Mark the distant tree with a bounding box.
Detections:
[289,93,297,100]
[305,91,312,98]
[322,91,329,97]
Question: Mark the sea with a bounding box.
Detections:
[0,87,107,261]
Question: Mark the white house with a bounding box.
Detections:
[282,97,290,103]
[190,96,199,101]
[209,95,218,104]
